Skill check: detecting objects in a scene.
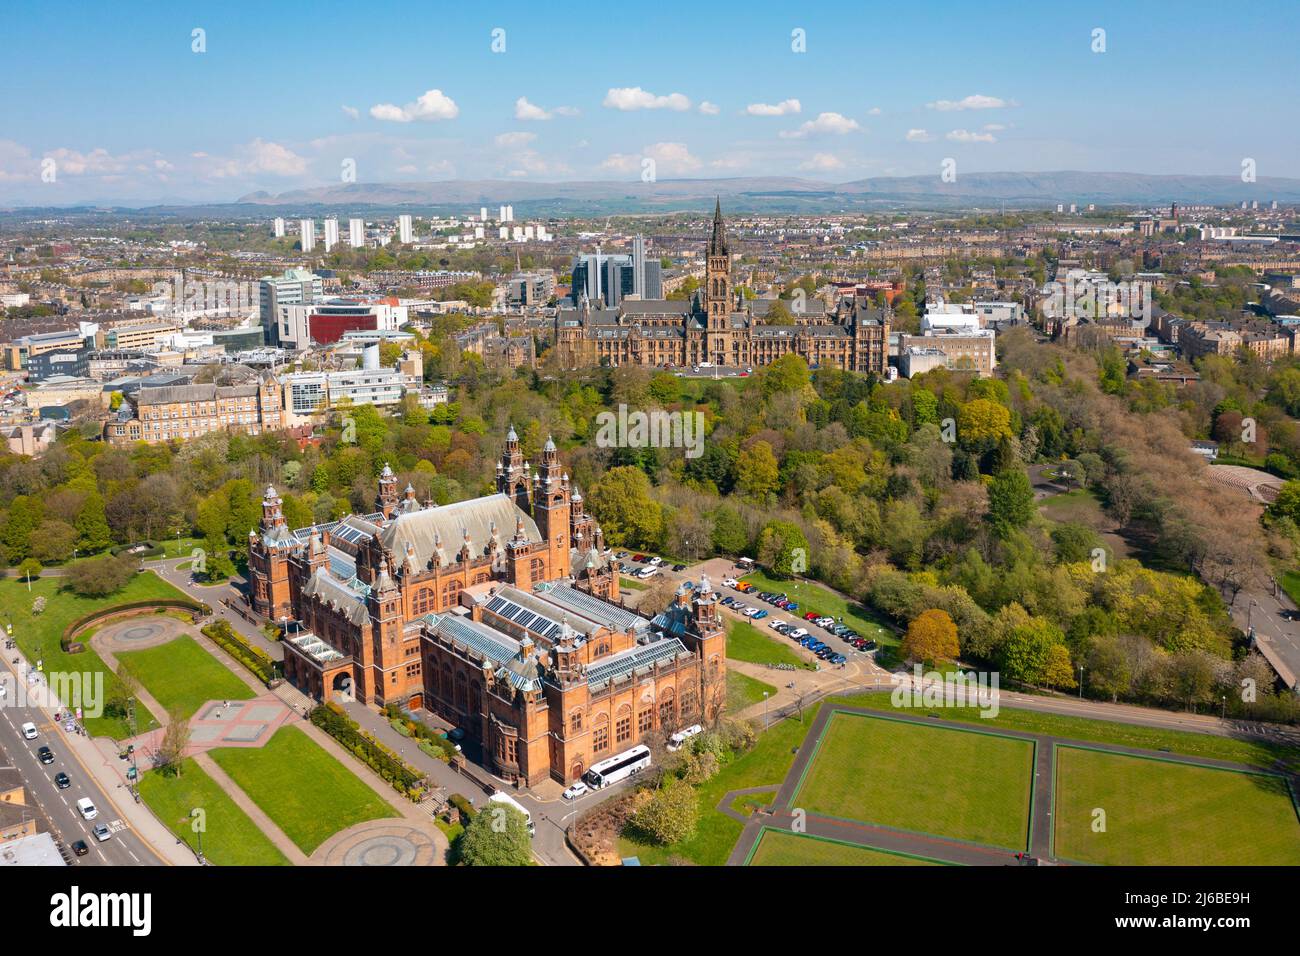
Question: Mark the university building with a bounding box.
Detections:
[251,428,726,785]
[553,201,890,374]
[103,372,283,445]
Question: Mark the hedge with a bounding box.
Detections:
[311,703,425,801]
[62,598,212,651]
[200,620,279,687]
[382,703,461,760]
[449,793,476,822]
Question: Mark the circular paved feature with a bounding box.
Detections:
[94,616,187,653]
[311,820,445,867]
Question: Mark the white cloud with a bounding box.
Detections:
[710,154,749,169]
[779,112,860,139]
[514,96,578,121]
[602,141,700,174]
[197,139,309,178]
[495,131,537,148]
[502,150,570,177]
[341,105,360,120]
[746,98,801,116]
[927,94,1016,111]
[982,123,1006,131]
[369,89,459,123]
[602,87,691,111]
[867,107,883,116]
[698,101,720,115]
[905,129,933,142]
[946,128,997,143]
[799,153,844,171]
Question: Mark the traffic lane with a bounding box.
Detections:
[0,673,158,865]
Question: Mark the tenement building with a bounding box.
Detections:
[553,200,890,374]
[252,428,725,785]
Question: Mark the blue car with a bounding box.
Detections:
[784,603,799,612]
[752,609,768,620]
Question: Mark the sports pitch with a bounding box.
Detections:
[1052,746,1300,866]
[790,711,1035,852]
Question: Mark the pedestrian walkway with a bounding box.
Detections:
[191,752,309,865]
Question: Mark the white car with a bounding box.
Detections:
[744,607,761,618]
[92,823,113,843]
[562,781,589,801]
[722,578,738,588]
[20,722,37,740]
[768,618,785,630]
[76,798,98,821]
[789,628,808,640]
[647,556,662,566]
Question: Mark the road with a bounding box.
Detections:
[1232,583,1300,690]
[0,663,162,866]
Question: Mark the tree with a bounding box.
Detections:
[30,520,78,565]
[999,618,1065,686]
[156,711,191,777]
[987,469,1035,538]
[761,353,810,397]
[460,803,533,866]
[632,777,699,845]
[75,491,112,553]
[957,398,1013,447]
[587,466,663,549]
[65,553,136,598]
[735,441,779,500]
[757,520,809,579]
[1042,643,1077,690]
[17,557,42,581]
[1050,522,1100,564]
[710,505,749,556]
[901,609,959,664]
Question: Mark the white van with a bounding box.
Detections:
[666,724,704,752]
[76,798,99,821]
[20,722,37,740]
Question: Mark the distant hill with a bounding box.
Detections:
[230,171,1300,214]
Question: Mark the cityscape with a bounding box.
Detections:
[1,0,1297,934]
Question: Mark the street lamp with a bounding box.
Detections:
[763,690,769,729]
[1077,664,1085,700]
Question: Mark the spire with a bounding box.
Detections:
[708,197,728,258]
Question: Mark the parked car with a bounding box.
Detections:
[803,612,820,621]
[720,596,736,607]
[722,578,738,588]
[744,607,761,618]
[37,746,54,765]
[784,603,799,612]
[614,550,629,559]
[562,781,590,800]
[648,556,663,566]
[752,610,768,620]
[672,563,687,572]
[789,628,808,639]
[632,554,646,562]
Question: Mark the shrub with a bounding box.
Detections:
[309,704,423,798]
[201,620,278,686]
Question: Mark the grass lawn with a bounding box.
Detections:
[793,711,1034,851]
[209,726,396,854]
[731,789,777,817]
[138,758,289,866]
[618,576,647,591]
[117,634,255,719]
[740,570,894,647]
[747,829,946,866]
[0,571,191,738]
[847,691,1300,773]
[726,669,777,713]
[618,702,826,866]
[1054,747,1300,866]
[1280,570,1300,608]
[726,620,809,669]
[1037,487,1132,560]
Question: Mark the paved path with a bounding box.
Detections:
[725,695,1294,867]
[191,752,309,865]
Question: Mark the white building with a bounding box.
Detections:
[273,217,285,238]
[349,218,365,248]
[398,214,413,244]
[323,218,339,252]
[299,219,315,252]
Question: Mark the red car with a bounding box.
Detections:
[803,612,819,621]
[632,554,646,562]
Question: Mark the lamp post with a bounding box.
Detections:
[1077,664,1085,700]
[763,690,769,729]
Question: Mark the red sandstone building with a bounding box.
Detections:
[248,428,726,785]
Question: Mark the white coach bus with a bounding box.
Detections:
[582,744,652,789]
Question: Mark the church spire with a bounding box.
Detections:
[708,197,728,258]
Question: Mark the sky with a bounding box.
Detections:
[2,0,1297,204]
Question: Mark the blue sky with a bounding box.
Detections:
[3,0,1297,203]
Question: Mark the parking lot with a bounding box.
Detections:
[717,579,878,667]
